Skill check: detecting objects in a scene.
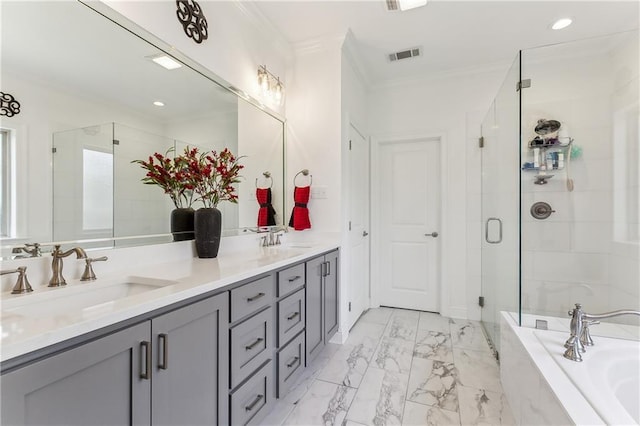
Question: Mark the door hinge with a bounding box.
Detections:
[349,140,352,150]
[478,296,485,308]
[113,139,120,145]
[516,79,531,92]
[52,147,57,153]
[478,136,484,148]
[348,302,352,312]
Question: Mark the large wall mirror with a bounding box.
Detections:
[0,1,285,258]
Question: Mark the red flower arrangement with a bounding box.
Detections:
[131,147,194,208]
[132,146,244,209]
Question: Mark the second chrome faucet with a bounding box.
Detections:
[49,245,87,287]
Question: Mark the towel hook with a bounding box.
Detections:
[293,169,312,186]
[255,171,273,189]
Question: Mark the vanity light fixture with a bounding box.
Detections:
[153,101,165,107]
[398,0,427,11]
[148,54,183,70]
[257,65,285,106]
[551,18,573,30]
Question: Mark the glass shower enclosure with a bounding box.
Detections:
[481,30,640,353]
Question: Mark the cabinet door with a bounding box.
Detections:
[305,255,325,364]
[152,293,229,426]
[1,322,151,426]
[324,250,339,341]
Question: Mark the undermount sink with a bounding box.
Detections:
[2,277,177,319]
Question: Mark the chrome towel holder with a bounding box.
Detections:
[293,169,312,186]
[255,171,273,189]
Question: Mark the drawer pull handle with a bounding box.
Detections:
[288,275,302,283]
[245,337,264,351]
[158,333,168,370]
[286,356,300,368]
[247,292,265,302]
[245,394,264,412]
[287,312,300,321]
[140,341,151,380]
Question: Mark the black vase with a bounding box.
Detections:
[171,208,195,241]
[194,207,222,258]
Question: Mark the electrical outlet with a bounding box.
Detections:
[311,186,328,199]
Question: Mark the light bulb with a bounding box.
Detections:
[274,79,283,104]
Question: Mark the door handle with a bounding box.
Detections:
[158,333,168,370]
[362,231,369,237]
[485,217,503,244]
[424,232,438,238]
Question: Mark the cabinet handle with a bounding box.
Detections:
[140,341,151,380]
[326,261,331,276]
[247,292,265,302]
[287,311,300,321]
[158,333,168,370]
[286,356,300,368]
[288,275,301,282]
[245,337,264,351]
[321,261,327,277]
[245,394,264,412]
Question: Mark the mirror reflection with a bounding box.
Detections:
[0,1,284,257]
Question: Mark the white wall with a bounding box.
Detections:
[368,67,506,319]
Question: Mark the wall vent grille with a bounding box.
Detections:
[388,47,421,62]
[385,0,399,11]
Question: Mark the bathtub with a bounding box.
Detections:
[500,311,640,425]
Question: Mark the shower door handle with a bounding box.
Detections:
[485,217,503,244]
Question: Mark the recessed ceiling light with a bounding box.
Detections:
[398,0,427,11]
[153,101,165,107]
[147,54,182,70]
[551,18,573,30]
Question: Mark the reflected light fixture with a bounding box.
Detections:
[257,65,285,106]
[153,101,165,107]
[398,0,427,11]
[551,18,573,30]
[147,54,183,70]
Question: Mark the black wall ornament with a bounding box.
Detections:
[0,92,21,117]
[176,0,208,44]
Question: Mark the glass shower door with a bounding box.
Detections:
[480,55,521,353]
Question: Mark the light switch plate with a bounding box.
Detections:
[311,186,328,199]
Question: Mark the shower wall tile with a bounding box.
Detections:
[571,191,613,222]
[521,222,571,252]
[530,251,610,284]
[571,221,611,253]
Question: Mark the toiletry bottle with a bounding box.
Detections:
[558,152,564,169]
[533,148,540,168]
[546,153,554,170]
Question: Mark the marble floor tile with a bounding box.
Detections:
[414,330,454,362]
[384,314,419,342]
[402,401,461,426]
[453,348,502,393]
[283,380,357,426]
[391,308,421,320]
[406,357,459,412]
[418,312,452,334]
[450,319,491,353]
[261,399,295,426]
[359,307,394,325]
[372,336,414,374]
[346,321,387,350]
[346,367,410,426]
[317,343,375,388]
[457,386,515,426]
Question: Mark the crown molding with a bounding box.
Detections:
[293,32,347,56]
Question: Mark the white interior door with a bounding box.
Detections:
[347,124,370,328]
[376,137,441,312]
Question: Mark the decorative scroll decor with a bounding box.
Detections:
[176,0,208,44]
[0,92,21,117]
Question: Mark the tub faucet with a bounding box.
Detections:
[564,303,640,362]
[49,245,87,287]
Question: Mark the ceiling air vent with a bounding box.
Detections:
[385,0,399,11]
[388,47,421,62]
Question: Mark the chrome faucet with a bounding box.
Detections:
[256,226,288,247]
[564,303,640,362]
[49,245,87,287]
[81,256,108,281]
[11,243,42,258]
[1,266,33,294]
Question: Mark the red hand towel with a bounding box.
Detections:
[256,188,276,227]
[289,186,311,230]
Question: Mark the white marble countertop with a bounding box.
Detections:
[0,237,339,364]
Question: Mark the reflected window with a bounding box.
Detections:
[613,101,639,243]
[83,148,113,231]
[0,128,13,237]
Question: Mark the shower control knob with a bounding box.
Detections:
[425,232,439,238]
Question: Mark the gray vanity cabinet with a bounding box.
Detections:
[305,250,340,364]
[151,293,229,426]
[0,322,151,426]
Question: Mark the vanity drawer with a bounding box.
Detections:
[231,276,274,323]
[277,289,305,347]
[230,307,273,388]
[277,331,305,398]
[277,263,305,296]
[230,360,274,426]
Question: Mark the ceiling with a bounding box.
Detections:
[254,1,640,86]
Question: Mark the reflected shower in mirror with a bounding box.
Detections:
[0,1,284,258]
